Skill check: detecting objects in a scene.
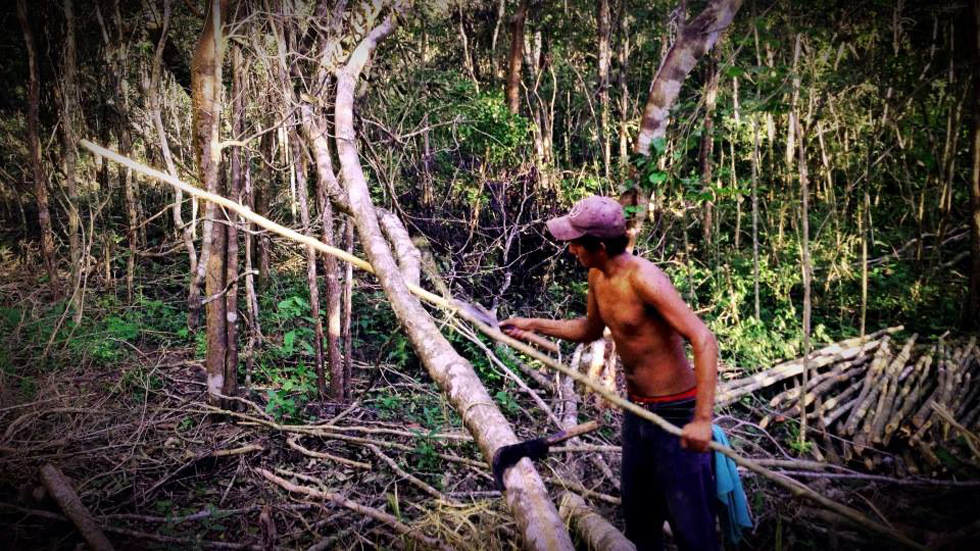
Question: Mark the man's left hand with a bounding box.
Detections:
[680,419,712,453]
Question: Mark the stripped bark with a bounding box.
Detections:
[334,14,573,550]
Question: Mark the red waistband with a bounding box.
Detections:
[628,386,698,404]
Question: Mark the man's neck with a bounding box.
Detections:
[596,252,631,276]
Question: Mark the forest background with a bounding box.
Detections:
[1,0,979,549]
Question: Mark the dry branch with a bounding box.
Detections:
[257,468,451,551]
[39,464,115,551]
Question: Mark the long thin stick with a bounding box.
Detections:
[79,140,929,551]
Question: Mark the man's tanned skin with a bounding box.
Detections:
[502,239,718,452]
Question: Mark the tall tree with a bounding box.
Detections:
[700,47,720,248]
[505,0,528,115]
[191,0,236,404]
[17,0,58,287]
[625,0,744,248]
[970,0,980,326]
[597,0,612,180]
[59,0,81,307]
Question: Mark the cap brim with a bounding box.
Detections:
[546,216,585,241]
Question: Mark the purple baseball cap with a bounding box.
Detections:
[546,196,626,240]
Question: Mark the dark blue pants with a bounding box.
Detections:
[621,399,718,551]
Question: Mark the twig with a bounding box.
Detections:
[256,468,452,551]
[286,436,372,470]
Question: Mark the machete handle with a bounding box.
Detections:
[543,420,600,446]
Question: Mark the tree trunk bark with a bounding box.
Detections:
[796,114,813,445]
[970,0,980,326]
[700,48,720,249]
[334,15,573,550]
[634,0,743,155]
[17,0,58,288]
[60,0,81,305]
[192,0,232,404]
[597,0,612,181]
[505,0,527,115]
[625,0,743,250]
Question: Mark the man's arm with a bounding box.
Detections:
[502,271,605,343]
[633,262,718,451]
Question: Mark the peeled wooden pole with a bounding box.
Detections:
[79,140,930,551]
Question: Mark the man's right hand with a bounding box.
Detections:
[499,317,535,339]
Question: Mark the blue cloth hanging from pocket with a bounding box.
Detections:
[712,424,753,545]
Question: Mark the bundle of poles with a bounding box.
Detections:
[719,328,980,474]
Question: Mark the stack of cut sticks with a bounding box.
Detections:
[718,327,980,474]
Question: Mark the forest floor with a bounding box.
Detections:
[1,270,978,550]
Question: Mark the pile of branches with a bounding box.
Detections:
[718,327,980,475]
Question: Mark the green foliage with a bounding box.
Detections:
[411,429,442,472]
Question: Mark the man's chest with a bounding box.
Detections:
[592,278,652,336]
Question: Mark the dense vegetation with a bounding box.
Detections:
[0,0,978,549]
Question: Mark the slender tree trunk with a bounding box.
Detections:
[616,0,630,173]
[505,0,527,115]
[256,131,272,286]
[17,0,58,288]
[192,0,232,403]
[970,0,980,326]
[60,0,81,306]
[700,48,720,248]
[109,2,137,303]
[860,194,868,336]
[597,0,612,181]
[150,0,199,305]
[491,0,507,79]
[342,219,354,401]
[335,16,573,550]
[626,0,743,249]
[242,126,261,388]
[751,118,761,319]
[293,137,326,398]
[797,115,813,446]
[224,45,244,399]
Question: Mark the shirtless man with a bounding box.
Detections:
[502,195,718,551]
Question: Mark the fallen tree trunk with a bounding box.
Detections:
[332,13,573,551]
[559,491,635,551]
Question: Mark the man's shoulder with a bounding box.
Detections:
[628,256,668,282]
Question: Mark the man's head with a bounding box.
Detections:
[546,196,628,267]
[546,195,626,241]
